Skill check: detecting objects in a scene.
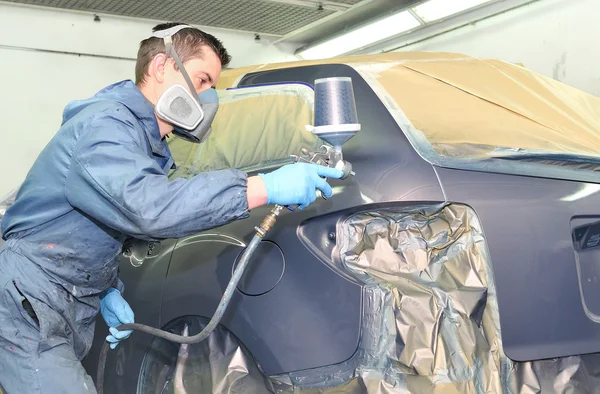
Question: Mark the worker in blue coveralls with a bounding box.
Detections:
[0,22,343,394]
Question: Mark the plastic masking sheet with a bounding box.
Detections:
[167,83,324,180]
[216,52,600,162]
[139,204,600,394]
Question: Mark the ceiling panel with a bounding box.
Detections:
[4,0,342,35]
[5,0,431,47]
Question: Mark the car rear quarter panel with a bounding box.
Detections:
[435,166,600,361]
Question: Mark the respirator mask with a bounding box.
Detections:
[151,25,219,143]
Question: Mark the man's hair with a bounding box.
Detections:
[135,22,232,85]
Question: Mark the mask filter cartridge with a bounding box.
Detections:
[155,84,204,130]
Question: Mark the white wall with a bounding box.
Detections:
[0,2,299,196]
[371,0,600,98]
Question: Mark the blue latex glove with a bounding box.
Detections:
[99,288,134,349]
[259,163,344,209]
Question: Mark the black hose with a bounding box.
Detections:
[96,339,110,394]
[96,207,281,394]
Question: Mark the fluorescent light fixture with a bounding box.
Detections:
[298,10,421,60]
[413,0,494,22]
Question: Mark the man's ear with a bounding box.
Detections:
[151,53,168,83]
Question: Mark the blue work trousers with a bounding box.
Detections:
[0,246,98,394]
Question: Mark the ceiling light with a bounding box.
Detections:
[412,0,494,22]
[298,10,421,60]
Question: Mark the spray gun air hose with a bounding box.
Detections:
[96,204,285,393]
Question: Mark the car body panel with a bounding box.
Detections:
[434,167,600,361]
[160,207,364,376]
[78,55,600,392]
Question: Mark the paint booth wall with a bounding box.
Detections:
[376,0,600,98]
[0,3,298,197]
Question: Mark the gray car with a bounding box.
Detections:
[7,51,600,393]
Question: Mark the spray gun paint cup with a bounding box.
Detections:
[310,77,361,199]
[312,77,361,151]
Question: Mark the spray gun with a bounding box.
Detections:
[96,76,361,393]
[256,77,361,257]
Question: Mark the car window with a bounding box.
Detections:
[167,83,326,179]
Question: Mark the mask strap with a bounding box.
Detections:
[152,25,202,105]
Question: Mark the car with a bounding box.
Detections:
[5,51,600,393]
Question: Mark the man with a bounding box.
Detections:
[0,22,343,393]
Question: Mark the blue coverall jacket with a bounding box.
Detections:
[0,80,250,393]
